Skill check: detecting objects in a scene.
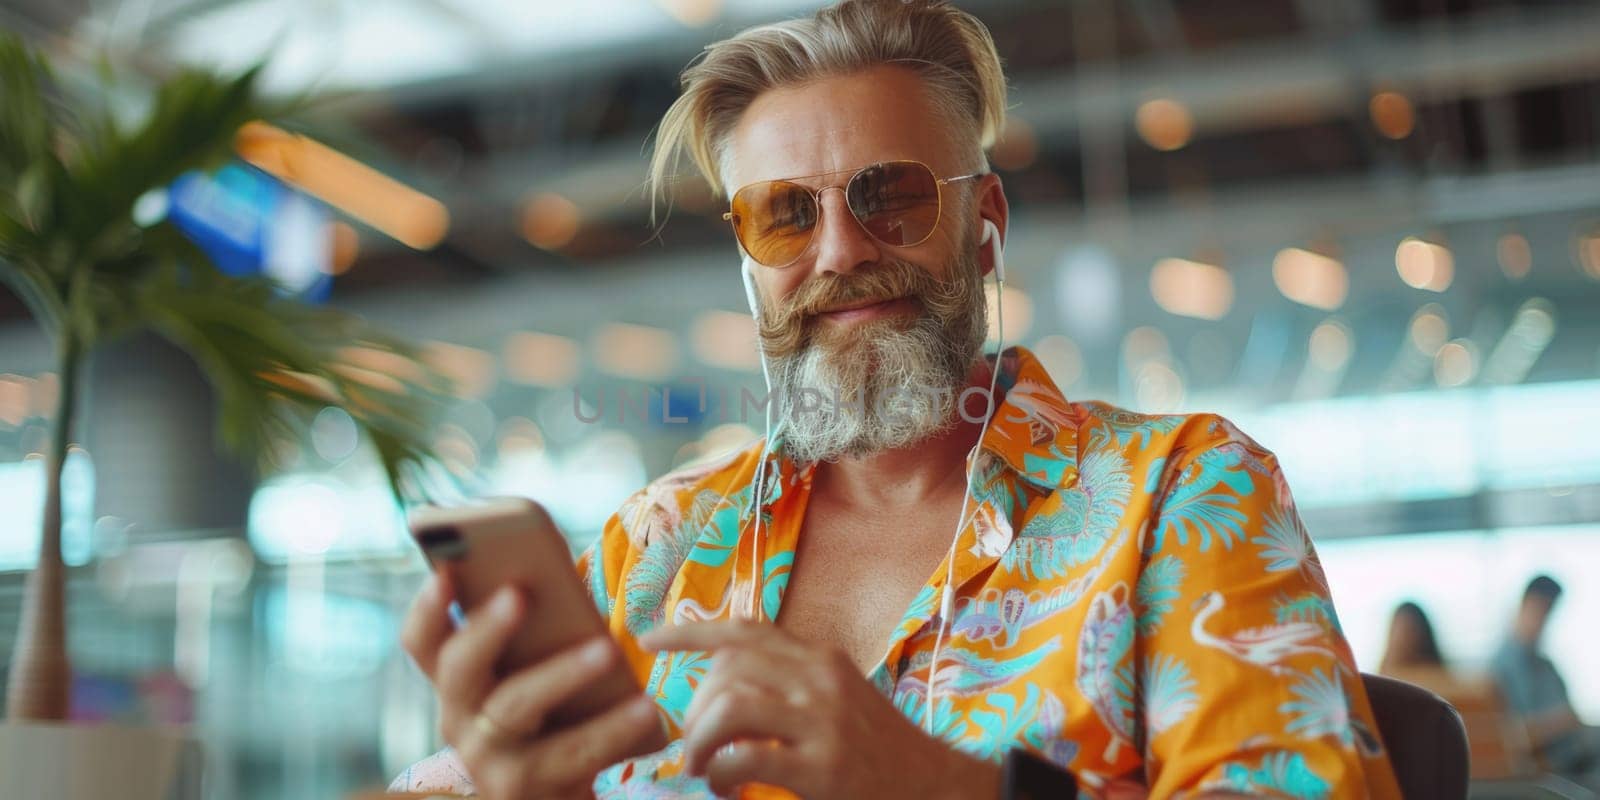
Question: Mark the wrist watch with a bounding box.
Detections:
[1000,748,1079,799]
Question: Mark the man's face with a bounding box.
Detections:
[725,66,977,321]
[723,66,995,461]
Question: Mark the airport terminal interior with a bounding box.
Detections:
[2,0,1599,796]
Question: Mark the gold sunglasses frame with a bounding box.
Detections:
[722,159,985,268]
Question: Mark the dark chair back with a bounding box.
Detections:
[1362,672,1470,799]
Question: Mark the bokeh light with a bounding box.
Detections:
[1136,97,1194,152]
[1309,319,1354,373]
[521,192,582,250]
[1396,237,1454,292]
[1434,339,1479,387]
[1578,228,1600,280]
[992,114,1039,172]
[1273,247,1348,311]
[1369,91,1416,140]
[593,323,681,381]
[690,310,760,372]
[503,331,582,387]
[1032,335,1085,389]
[1150,257,1233,320]
[1409,304,1450,355]
[986,285,1035,342]
[309,406,359,463]
[1497,232,1532,280]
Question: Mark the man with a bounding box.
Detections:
[395,2,1402,797]
[1491,575,1599,788]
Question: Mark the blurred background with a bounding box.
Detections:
[2,0,1599,796]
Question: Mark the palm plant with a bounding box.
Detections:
[0,35,447,720]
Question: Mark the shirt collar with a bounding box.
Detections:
[976,346,1082,491]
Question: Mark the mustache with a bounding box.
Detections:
[756,258,979,359]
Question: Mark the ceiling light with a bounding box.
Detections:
[420,341,497,400]
[31,373,57,418]
[236,122,449,250]
[1136,98,1193,152]
[326,222,359,275]
[1032,335,1084,388]
[656,0,722,26]
[986,286,1035,342]
[1482,299,1556,385]
[690,311,760,372]
[1122,326,1171,368]
[1497,233,1532,280]
[992,115,1039,172]
[1308,319,1354,372]
[1409,305,1449,355]
[1433,340,1478,387]
[0,375,28,427]
[521,193,581,250]
[495,417,545,457]
[503,332,581,387]
[1395,237,1453,292]
[1151,257,1232,320]
[1272,247,1348,311]
[1369,91,1416,140]
[593,324,680,381]
[1577,229,1600,280]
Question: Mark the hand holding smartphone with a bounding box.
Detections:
[406,498,667,759]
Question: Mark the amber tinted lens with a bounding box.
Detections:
[729,179,818,267]
[845,161,942,247]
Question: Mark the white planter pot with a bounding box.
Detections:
[0,722,202,800]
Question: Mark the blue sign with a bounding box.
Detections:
[166,162,333,302]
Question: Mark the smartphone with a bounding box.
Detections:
[409,498,663,746]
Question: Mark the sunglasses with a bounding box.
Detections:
[723,160,985,268]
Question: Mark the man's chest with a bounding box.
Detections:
[774,502,964,673]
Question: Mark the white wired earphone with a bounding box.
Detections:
[739,218,1007,736]
[924,217,1004,734]
[742,261,785,620]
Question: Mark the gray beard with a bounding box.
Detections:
[764,256,988,464]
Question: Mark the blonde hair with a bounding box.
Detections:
[648,0,1007,220]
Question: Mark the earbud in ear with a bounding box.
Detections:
[980,219,1005,283]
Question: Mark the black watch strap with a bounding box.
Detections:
[1000,748,1079,800]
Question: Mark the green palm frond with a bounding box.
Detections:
[0,37,68,330]
[0,36,56,180]
[137,260,451,497]
[67,65,271,263]
[2,32,286,299]
[0,30,445,499]
[0,254,65,332]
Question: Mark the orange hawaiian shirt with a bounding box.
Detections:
[396,346,1402,799]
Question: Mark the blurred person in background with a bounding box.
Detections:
[1492,575,1600,788]
[1378,601,1453,688]
[394,1,1400,797]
